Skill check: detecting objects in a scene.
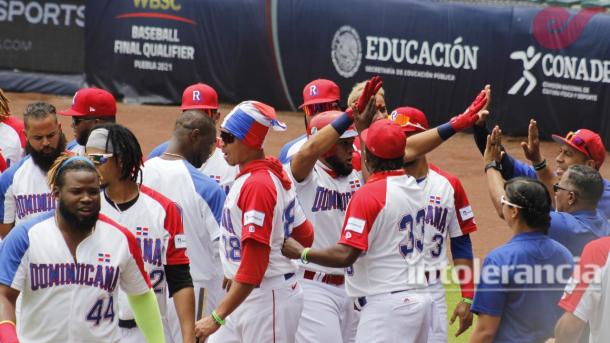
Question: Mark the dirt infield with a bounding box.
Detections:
[7,91,610,259]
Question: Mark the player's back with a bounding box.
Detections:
[343,171,427,297]
[278,134,307,164]
[0,120,24,172]
[141,157,225,283]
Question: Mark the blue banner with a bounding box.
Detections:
[85,0,610,144]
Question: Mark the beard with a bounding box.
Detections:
[27,133,67,172]
[58,198,99,233]
[325,154,353,177]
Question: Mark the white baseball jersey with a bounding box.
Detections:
[0,156,55,224]
[0,121,24,173]
[219,159,307,280]
[199,144,239,195]
[559,237,610,343]
[338,170,427,297]
[67,139,85,156]
[286,161,362,275]
[141,157,225,284]
[279,134,307,164]
[419,164,477,271]
[100,185,189,319]
[0,212,151,343]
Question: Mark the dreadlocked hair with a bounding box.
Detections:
[48,153,99,190]
[93,123,143,182]
[0,88,10,121]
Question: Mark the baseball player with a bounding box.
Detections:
[85,124,196,343]
[60,88,117,156]
[287,110,361,343]
[0,102,67,237]
[388,107,477,341]
[0,89,26,173]
[0,155,164,343]
[555,237,610,343]
[194,101,314,342]
[141,110,226,342]
[148,83,238,194]
[278,79,342,164]
[282,119,432,343]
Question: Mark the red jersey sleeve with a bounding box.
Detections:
[431,165,477,235]
[234,240,271,285]
[140,185,189,265]
[338,182,385,251]
[238,172,276,246]
[559,239,610,314]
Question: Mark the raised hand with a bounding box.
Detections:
[520,119,542,164]
[484,125,503,164]
[347,76,383,120]
[450,85,490,132]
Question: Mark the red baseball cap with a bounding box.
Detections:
[60,88,116,117]
[361,119,406,159]
[552,129,606,169]
[181,83,218,110]
[299,79,340,109]
[388,107,429,134]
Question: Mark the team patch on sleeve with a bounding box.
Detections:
[459,205,474,221]
[345,217,365,234]
[174,234,187,249]
[244,210,265,227]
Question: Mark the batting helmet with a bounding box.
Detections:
[307,110,358,139]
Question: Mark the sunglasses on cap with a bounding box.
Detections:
[388,112,426,131]
[220,130,236,145]
[500,195,523,209]
[87,153,113,165]
[303,102,337,116]
[564,131,593,159]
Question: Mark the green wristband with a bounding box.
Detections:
[462,297,473,305]
[300,248,311,264]
[211,310,225,326]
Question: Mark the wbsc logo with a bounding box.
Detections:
[331,26,362,78]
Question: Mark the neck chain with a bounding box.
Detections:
[163,152,185,159]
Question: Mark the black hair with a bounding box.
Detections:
[23,102,57,129]
[504,177,551,233]
[94,123,143,182]
[365,147,404,173]
[48,153,99,190]
[564,164,604,206]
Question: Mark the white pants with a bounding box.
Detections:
[355,290,432,343]
[295,275,358,343]
[425,280,448,343]
[209,274,304,343]
[166,275,224,343]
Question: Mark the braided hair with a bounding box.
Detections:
[0,88,10,121]
[48,153,99,190]
[93,123,143,182]
[504,177,552,233]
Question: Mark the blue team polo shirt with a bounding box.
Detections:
[509,156,610,220]
[549,210,610,257]
[472,232,573,343]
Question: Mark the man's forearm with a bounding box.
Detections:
[0,295,16,322]
[486,169,505,218]
[214,281,255,320]
[307,244,360,268]
[173,287,195,343]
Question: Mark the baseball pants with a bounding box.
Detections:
[425,279,448,343]
[296,275,358,343]
[120,317,173,343]
[208,273,304,343]
[354,290,433,343]
[166,275,224,343]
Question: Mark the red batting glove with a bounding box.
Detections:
[347,76,383,120]
[0,321,19,343]
[449,90,488,132]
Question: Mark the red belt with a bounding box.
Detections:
[303,270,345,286]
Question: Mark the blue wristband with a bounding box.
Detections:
[330,112,353,135]
[437,122,456,141]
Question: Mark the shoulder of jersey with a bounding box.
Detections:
[66,139,79,151]
[428,163,461,189]
[139,184,177,209]
[13,211,55,233]
[0,155,32,182]
[183,160,225,195]
[147,140,171,160]
[97,213,139,239]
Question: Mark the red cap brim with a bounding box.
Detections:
[180,105,217,111]
[59,108,87,117]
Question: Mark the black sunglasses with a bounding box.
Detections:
[72,117,96,126]
[553,183,574,194]
[220,131,236,145]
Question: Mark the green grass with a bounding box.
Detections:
[445,268,476,343]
